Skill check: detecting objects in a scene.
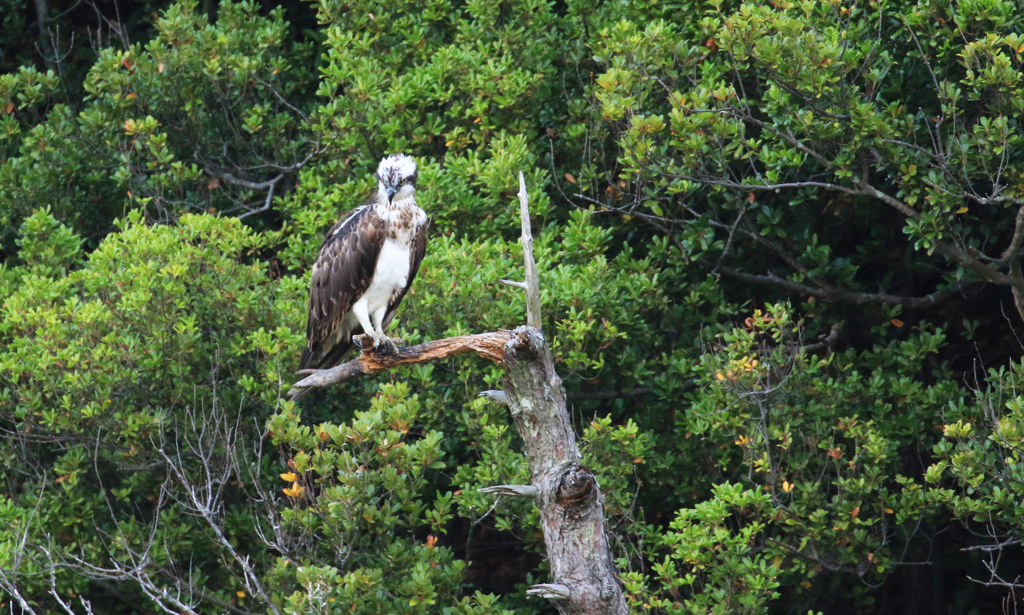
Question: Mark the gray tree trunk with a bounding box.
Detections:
[501,326,628,615]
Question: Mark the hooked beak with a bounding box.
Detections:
[386,186,396,202]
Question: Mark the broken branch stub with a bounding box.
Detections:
[477,484,538,497]
[517,171,543,331]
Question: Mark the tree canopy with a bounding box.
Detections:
[3,0,1024,613]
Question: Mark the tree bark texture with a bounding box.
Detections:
[501,326,628,615]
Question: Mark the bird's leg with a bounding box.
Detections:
[370,306,399,356]
[351,299,383,351]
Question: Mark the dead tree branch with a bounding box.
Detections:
[291,334,627,614]
[502,326,628,614]
[290,332,508,398]
[481,387,657,405]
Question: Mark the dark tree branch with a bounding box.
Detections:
[712,263,966,309]
[647,157,1024,306]
[1002,205,1024,262]
[768,538,871,576]
[796,323,843,354]
[853,181,1023,289]
[658,169,863,197]
[754,323,843,357]
[713,209,746,275]
[33,0,55,71]
[202,146,323,219]
[603,165,1017,312]
[696,210,835,292]
[211,171,283,191]
[566,387,657,400]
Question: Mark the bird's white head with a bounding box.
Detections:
[375,154,418,205]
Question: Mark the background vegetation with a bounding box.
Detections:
[2,0,1024,613]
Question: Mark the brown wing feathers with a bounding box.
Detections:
[300,200,386,370]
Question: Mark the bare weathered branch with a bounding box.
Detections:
[499,279,528,290]
[237,180,277,221]
[482,387,657,405]
[290,329,628,613]
[527,584,572,600]
[156,421,283,615]
[0,566,39,615]
[478,389,508,405]
[212,171,284,192]
[502,326,628,615]
[290,332,508,398]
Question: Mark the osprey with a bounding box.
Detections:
[297,154,428,379]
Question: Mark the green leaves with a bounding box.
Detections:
[623,483,779,615]
[673,303,964,601]
[267,383,470,614]
[15,208,82,275]
[1,0,320,233]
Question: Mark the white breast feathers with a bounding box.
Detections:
[363,238,413,313]
[361,200,425,313]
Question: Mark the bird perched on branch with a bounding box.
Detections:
[296,154,428,387]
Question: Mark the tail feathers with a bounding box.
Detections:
[298,347,316,372]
